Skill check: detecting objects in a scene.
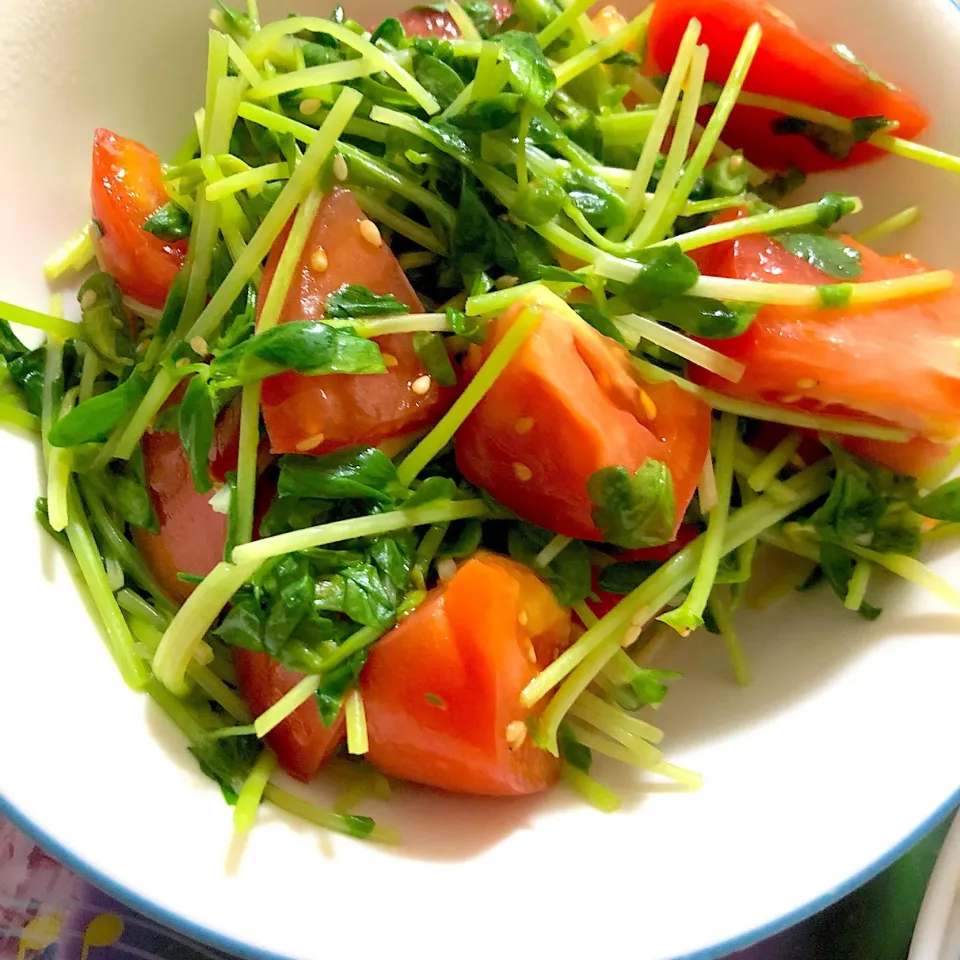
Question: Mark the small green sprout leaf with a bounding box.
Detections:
[587,459,676,549]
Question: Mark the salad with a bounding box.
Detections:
[1,0,959,842]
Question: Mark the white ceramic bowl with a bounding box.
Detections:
[1,1,959,958]
[910,813,960,960]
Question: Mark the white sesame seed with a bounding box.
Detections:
[333,154,348,181]
[437,558,458,583]
[309,246,329,273]
[630,606,650,628]
[382,353,398,368]
[518,609,529,626]
[639,389,658,421]
[728,153,744,172]
[505,720,527,750]
[189,336,209,357]
[175,357,190,368]
[359,219,382,248]
[781,394,802,404]
[514,417,534,434]
[295,432,325,452]
[494,274,519,290]
[797,378,819,389]
[513,462,533,482]
[524,638,537,663]
[411,374,432,395]
[136,338,151,354]
[299,98,321,116]
[80,289,97,310]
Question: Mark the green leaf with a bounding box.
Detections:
[48,373,148,447]
[565,168,628,231]
[177,375,215,494]
[587,459,676,549]
[774,232,862,280]
[620,245,700,312]
[98,461,158,533]
[650,297,758,339]
[278,445,402,504]
[497,30,556,108]
[446,94,522,131]
[342,562,399,627]
[0,320,28,362]
[913,477,960,522]
[461,0,504,36]
[79,273,136,368]
[315,650,368,727]
[406,475,459,508]
[152,270,190,346]
[259,497,332,538]
[452,175,502,278]
[142,202,192,241]
[596,559,660,594]
[324,284,411,319]
[369,533,415,590]
[210,320,385,384]
[415,54,465,110]
[557,722,591,772]
[809,455,888,544]
[438,518,484,557]
[217,595,266,651]
[507,522,592,606]
[569,301,626,345]
[412,331,457,387]
[189,733,260,806]
[819,541,882,620]
[264,572,314,656]
[771,116,894,162]
[370,16,406,46]
[215,0,254,38]
[447,306,487,344]
[703,155,748,198]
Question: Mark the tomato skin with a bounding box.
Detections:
[232,650,345,782]
[91,129,186,309]
[396,2,511,37]
[688,214,960,448]
[361,553,569,795]
[646,0,928,172]
[455,303,711,542]
[259,188,457,455]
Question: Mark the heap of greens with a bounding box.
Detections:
[1,0,959,837]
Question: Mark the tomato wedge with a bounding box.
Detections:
[455,298,711,543]
[91,129,187,309]
[361,552,569,795]
[232,650,345,782]
[646,0,928,172]
[687,214,960,469]
[396,2,511,38]
[259,187,457,455]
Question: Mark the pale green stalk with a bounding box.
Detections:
[623,19,701,234]
[596,109,658,147]
[633,356,914,442]
[446,0,481,40]
[561,762,621,812]
[537,0,595,47]
[254,676,321,736]
[920,445,960,492]
[522,459,834,735]
[116,589,170,632]
[233,500,490,565]
[565,718,663,768]
[203,31,230,153]
[226,34,263,86]
[111,368,180,462]
[244,17,440,113]
[747,431,802,493]
[628,44,707,248]
[844,559,873,611]
[650,23,762,242]
[0,402,40,434]
[465,279,577,316]
[153,558,262,695]
[233,750,278,833]
[472,44,509,100]
[396,308,541,486]
[661,413,738,635]
[47,387,77,532]
[345,687,369,755]
[248,59,382,99]
[553,8,652,89]
[854,206,921,245]
[350,314,449,338]
[663,196,862,253]
[351,190,447,255]
[179,88,362,351]
[570,691,663,744]
[0,301,83,341]
[200,154,252,241]
[263,783,401,843]
[847,545,960,610]
[708,587,751,685]
[79,348,99,403]
[205,162,290,201]
[65,484,149,690]
[534,534,572,568]
[43,222,97,280]
[731,440,797,506]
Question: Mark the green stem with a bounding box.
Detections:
[233,749,277,833]
[345,687,369,755]
[843,558,873,612]
[561,762,621,812]
[263,783,400,843]
[0,301,83,342]
[660,412,738,635]
[854,206,920,245]
[233,499,490,565]
[747,431,802,493]
[708,587,751,685]
[65,483,149,690]
[396,307,541,486]
[553,8,652,89]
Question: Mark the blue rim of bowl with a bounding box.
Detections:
[1,784,959,959]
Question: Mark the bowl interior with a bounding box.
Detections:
[1,1,959,958]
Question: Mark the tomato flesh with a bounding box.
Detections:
[688,214,960,464]
[455,301,711,542]
[259,188,457,455]
[361,553,569,795]
[91,128,186,309]
[646,0,929,172]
